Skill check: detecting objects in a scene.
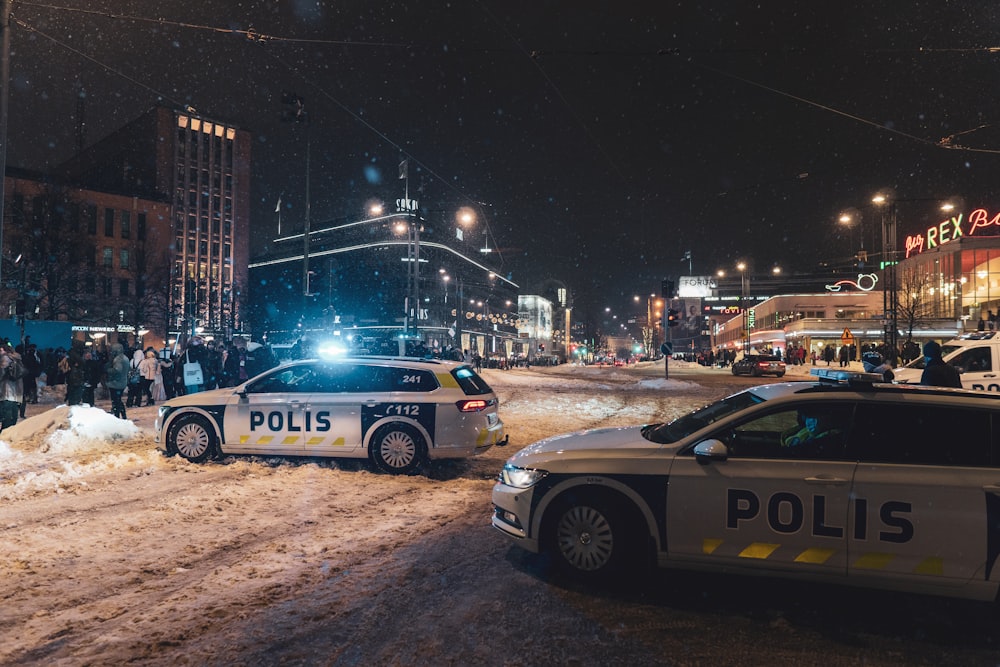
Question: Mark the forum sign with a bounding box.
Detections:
[678,276,717,298]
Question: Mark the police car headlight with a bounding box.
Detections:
[500,463,548,489]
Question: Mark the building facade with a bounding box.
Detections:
[2,169,172,350]
[59,106,252,343]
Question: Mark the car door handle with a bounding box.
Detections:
[804,475,849,485]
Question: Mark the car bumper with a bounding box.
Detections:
[490,481,540,552]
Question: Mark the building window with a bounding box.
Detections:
[121,211,131,239]
[104,209,115,237]
[103,278,113,297]
[120,248,130,269]
[137,213,146,241]
[119,279,129,297]
[103,247,113,267]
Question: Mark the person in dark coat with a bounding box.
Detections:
[919,341,962,388]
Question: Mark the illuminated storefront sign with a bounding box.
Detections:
[825,273,879,292]
[904,209,1000,258]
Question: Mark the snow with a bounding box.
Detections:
[2,359,939,666]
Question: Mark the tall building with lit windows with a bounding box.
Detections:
[60,106,251,342]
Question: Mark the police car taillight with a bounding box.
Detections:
[456,399,490,412]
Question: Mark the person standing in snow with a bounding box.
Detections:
[104,343,130,419]
[0,342,24,431]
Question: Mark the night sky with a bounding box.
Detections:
[6,1,1000,321]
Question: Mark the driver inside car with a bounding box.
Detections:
[782,410,841,449]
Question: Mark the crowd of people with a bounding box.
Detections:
[0,334,279,432]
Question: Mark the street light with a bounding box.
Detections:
[736,261,751,354]
[873,193,899,356]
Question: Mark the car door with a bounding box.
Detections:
[948,345,1000,392]
[667,401,856,577]
[303,362,367,456]
[223,364,314,455]
[847,401,998,594]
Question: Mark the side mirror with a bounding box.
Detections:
[694,439,729,465]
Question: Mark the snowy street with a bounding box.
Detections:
[0,362,996,666]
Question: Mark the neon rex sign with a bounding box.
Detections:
[904,209,1000,258]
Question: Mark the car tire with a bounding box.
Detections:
[776,372,785,378]
[370,423,426,475]
[544,492,641,579]
[168,414,218,463]
[731,366,739,375]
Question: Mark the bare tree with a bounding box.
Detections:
[897,265,934,343]
[122,239,172,347]
[5,186,97,323]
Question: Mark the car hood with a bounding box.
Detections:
[163,387,237,407]
[892,367,921,384]
[505,425,672,471]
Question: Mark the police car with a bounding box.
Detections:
[893,331,1000,392]
[492,369,1000,601]
[155,356,507,474]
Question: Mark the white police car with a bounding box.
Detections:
[155,356,507,474]
[492,369,1000,600]
[893,331,1000,392]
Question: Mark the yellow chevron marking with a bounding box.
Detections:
[240,435,250,444]
[794,548,836,564]
[436,372,460,388]
[914,557,944,575]
[476,429,489,446]
[306,437,325,445]
[853,552,896,570]
[702,538,723,554]
[739,543,780,559]
[257,436,273,444]
[281,436,299,445]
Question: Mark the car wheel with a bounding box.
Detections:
[731,366,739,375]
[370,423,426,475]
[776,372,785,378]
[168,414,217,463]
[545,493,639,579]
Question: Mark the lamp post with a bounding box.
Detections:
[280,93,311,321]
[737,261,750,354]
[873,194,899,356]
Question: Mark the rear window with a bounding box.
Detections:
[451,366,494,395]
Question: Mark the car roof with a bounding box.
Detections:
[285,355,466,370]
[747,369,1000,406]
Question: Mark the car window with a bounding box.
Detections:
[711,403,854,460]
[850,403,992,467]
[381,367,438,392]
[950,346,992,373]
[247,365,314,394]
[646,390,764,444]
[451,366,494,395]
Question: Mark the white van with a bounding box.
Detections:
[892,331,1000,392]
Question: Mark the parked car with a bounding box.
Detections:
[156,356,507,474]
[731,354,786,377]
[893,331,1000,392]
[492,368,1000,601]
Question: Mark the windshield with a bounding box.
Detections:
[642,390,765,444]
[903,344,964,370]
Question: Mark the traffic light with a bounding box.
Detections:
[661,279,674,298]
[667,308,680,327]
